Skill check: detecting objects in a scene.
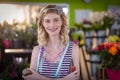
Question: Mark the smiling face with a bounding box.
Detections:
[42,13,62,36]
[37,5,69,45]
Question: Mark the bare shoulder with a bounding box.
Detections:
[72,43,80,56]
[30,45,41,69]
[32,45,41,54]
[33,45,40,50]
[72,43,80,52]
[71,43,80,73]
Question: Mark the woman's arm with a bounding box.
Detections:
[72,43,80,73]
[23,46,54,80]
[57,44,80,80]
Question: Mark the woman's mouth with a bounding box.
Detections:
[48,28,58,32]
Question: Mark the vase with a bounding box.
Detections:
[106,68,120,80]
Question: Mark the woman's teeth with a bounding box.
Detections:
[49,28,57,32]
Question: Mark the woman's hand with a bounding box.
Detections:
[64,70,79,80]
[22,68,39,80]
[22,74,37,80]
[22,68,33,76]
[22,68,54,80]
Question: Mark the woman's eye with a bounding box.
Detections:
[44,20,50,23]
[54,19,59,22]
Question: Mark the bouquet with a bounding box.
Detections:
[92,35,120,70]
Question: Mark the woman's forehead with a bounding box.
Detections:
[43,13,61,20]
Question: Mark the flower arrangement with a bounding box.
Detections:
[74,11,116,31]
[92,35,120,70]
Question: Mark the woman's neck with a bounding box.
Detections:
[46,36,65,51]
[48,35,61,50]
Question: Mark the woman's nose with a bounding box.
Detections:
[50,21,55,27]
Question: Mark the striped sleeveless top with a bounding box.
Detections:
[36,41,73,78]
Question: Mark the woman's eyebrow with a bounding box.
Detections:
[53,17,61,20]
[44,17,60,20]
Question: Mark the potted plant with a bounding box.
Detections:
[1,21,12,48]
[24,23,37,48]
[11,22,26,48]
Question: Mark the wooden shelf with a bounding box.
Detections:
[5,49,32,54]
[85,60,101,63]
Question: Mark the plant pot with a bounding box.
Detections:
[13,39,24,48]
[106,68,120,80]
[25,43,32,49]
[2,39,12,48]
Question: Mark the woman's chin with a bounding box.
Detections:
[49,32,59,36]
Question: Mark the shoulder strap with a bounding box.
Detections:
[36,46,41,72]
[55,41,70,78]
[69,41,73,51]
[36,46,47,73]
[69,41,74,60]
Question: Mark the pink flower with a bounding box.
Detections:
[98,44,104,50]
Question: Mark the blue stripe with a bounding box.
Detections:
[55,42,70,78]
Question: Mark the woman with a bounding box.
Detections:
[22,5,80,80]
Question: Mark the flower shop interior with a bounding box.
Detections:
[0,0,120,80]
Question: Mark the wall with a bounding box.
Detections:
[0,0,120,27]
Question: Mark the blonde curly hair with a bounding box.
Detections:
[37,5,69,46]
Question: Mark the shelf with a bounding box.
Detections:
[85,60,101,63]
[4,49,32,54]
[85,36,107,39]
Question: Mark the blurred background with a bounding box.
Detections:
[0,0,120,80]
